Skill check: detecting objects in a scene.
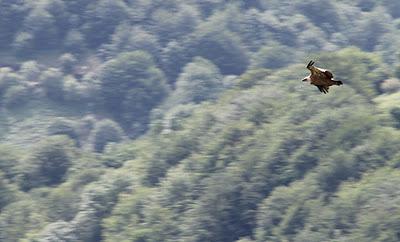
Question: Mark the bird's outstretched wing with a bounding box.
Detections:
[307,60,333,79]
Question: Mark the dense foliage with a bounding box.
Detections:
[1,0,400,241]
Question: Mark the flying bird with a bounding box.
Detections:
[302,61,343,94]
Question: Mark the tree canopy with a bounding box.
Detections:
[1,1,400,241]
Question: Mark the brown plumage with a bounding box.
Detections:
[302,60,343,94]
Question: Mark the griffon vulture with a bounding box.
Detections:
[302,60,343,94]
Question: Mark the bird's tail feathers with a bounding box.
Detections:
[334,80,343,86]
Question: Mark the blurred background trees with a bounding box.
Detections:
[166,57,223,106]
[17,135,74,190]
[1,0,400,241]
[98,51,169,130]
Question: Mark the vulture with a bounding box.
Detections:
[302,60,343,94]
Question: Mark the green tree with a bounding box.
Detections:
[102,188,155,242]
[19,60,41,81]
[318,47,387,98]
[20,6,59,50]
[356,0,377,11]
[99,51,169,126]
[350,8,392,51]
[150,4,200,44]
[255,179,319,241]
[13,31,34,56]
[382,0,400,18]
[380,78,400,93]
[3,84,29,109]
[391,107,400,128]
[0,172,18,210]
[235,9,268,51]
[89,119,124,153]
[251,43,295,69]
[43,0,68,34]
[0,144,20,180]
[35,221,77,242]
[104,25,161,59]
[63,29,86,53]
[0,67,23,96]
[160,40,192,83]
[58,53,78,74]
[73,171,133,242]
[43,183,81,221]
[39,68,64,100]
[167,57,223,106]
[190,25,249,75]
[18,136,74,190]
[0,0,27,47]
[296,0,340,34]
[64,0,92,14]
[62,75,91,104]
[0,200,47,242]
[160,104,196,132]
[81,0,128,47]
[179,173,251,242]
[47,118,79,144]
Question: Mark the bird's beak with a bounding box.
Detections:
[302,78,307,82]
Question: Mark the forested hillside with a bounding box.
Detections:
[1,0,400,241]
